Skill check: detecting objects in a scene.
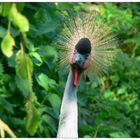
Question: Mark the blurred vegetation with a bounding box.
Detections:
[0,2,140,138]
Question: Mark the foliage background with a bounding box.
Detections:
[0,2,140,138]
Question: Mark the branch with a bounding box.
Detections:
[0,119,16,138]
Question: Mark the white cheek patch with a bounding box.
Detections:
[73,53,85,66]
[72,52,91,70]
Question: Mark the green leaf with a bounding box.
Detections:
[9,4,29,32]
[0,63,4,76]
[7,53,16,68]
[0,3,12,17]
[84,135,91,138]
[46,46,58,61]
[136,56,140,62]
[24,100,40,136]
[118,87,126,95]
[47,94,61,117]
[16,3,25,12]
[109,132,130,138]
[11,26,20,37]
[1,33,15,57]
[16,47,33,79]
[0,26,6,38]
[33,9,60,35]
[37,73,56,91]
[42,114,57,133]
[23,37,35,51]
[15,76,29,97]
[30,52,43,66]
[9,117,23,126]
[0,3,2,14]
[0,97,14,114]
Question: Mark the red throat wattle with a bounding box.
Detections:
[72,68,79,87]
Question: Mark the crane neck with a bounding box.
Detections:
[57,69,79,138]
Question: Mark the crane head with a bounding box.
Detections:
[57,14,118,88]
[69,38,92,87]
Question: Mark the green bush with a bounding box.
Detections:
[0,2,140,138]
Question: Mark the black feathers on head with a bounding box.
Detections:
[75,38,91,54]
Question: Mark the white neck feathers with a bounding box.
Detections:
[57,70,78,138]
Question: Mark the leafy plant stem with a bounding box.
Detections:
[20,43,33,101]
[0,119,16,138]
[94,125,100,138]
[41,95,48,105]
[7,21,11,35]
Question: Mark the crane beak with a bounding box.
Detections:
[70,53,84,87]
[69,51,91,87]
[69,52,79,87]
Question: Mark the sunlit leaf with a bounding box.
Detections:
[37,73,56,91]
[9,4,29,32]
[109,132,130,138]
[117,87,126,95]
[30,52,43,66]
[1,33,15,57]
[84,135,91,138]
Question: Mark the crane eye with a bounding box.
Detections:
[84,54,89,59]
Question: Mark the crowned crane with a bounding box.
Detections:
[56,14,118,138]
